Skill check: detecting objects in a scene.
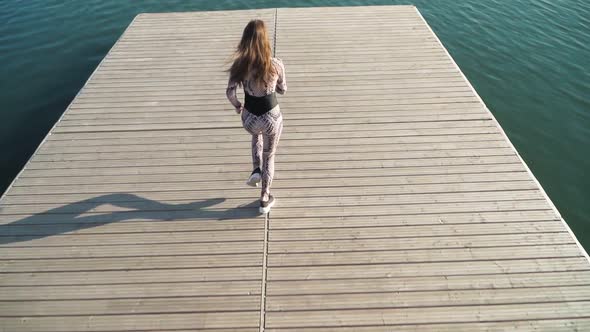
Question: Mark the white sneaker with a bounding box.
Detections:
[259,195,276,214]
[247,168,261,187]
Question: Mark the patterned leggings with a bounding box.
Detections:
[241,106,284,200]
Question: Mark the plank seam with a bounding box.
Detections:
[259,11,278,331]
[259,211,270,332]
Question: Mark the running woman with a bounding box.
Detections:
[226,19,287,214]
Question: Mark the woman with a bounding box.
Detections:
[226,19,287,214]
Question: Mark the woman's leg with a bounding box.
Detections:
[251,133,263,170]
[260,108,284,201]
[242,110,263,171]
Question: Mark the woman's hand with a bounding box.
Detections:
[235,105,244,114]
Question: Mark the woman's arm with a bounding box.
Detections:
[275,58,287,94]
[226,79,243,113]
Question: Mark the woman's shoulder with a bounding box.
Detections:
[271,57,285,73]
[271,57,284,66]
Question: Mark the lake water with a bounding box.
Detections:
[1,0,589,249]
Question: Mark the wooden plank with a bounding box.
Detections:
[0,281,260,301]
[0,312,259,331]
[0,296,260,317]
[268,200,552,219]
[265,319,590,332]
[270,210,559,229]
[267,245,582,267]
[269,233,574,254]
[267,285,590,311]
[0,229,263,246]
[0,241,263,259]
[0,253,262,272]
[269,221,566,242]
[266,257,590,281]
[268,270,590,295]
[0,266,263,286]
[265,302,590,328]
[0,296,260,315]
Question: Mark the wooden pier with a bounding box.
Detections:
[1,5,589,331]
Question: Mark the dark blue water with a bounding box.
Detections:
[1,0,589,249]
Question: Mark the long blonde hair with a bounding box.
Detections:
[227,19,275,88]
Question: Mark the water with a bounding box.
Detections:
[1,0,589,249]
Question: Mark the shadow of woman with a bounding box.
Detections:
[0,193,260,245]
